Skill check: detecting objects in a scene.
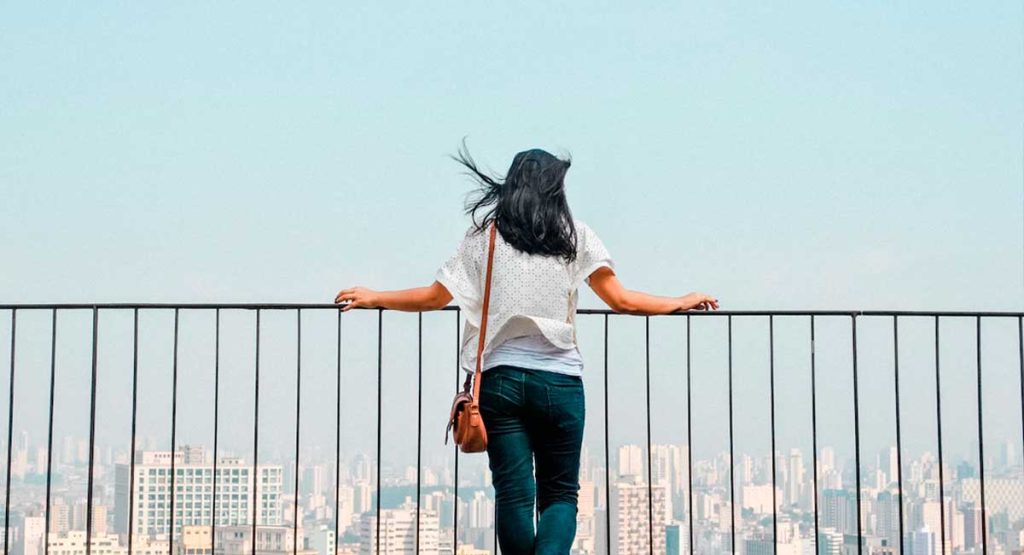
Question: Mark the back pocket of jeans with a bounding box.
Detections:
[544,381,585,425]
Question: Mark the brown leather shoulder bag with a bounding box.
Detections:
[444,221,497,453]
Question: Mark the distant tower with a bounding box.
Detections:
[787,448,803,507]
[618,444,643,480]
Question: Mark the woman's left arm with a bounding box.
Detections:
[334,281,453,312]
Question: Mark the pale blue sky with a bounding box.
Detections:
[0,2,1022,484]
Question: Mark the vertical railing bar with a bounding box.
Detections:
[975,316,988,555]
[0,311,13,555]
[852,315,863,554]
[1019,317,1024,503]
[810,315,819,553]
[644,316,653,555]
[375,309,383,555]
[3,309,15,555]
[453,308,460,549]
[169,308,180,554]
[252,309,261,555]
[128,310,140,553]
[603,313,611,555]
[212,309,220,553]
[292,310,302,555]
[769,314,777,549]
[727,315,735,554]
[686,315,693,555]
[333,310,342,555]
[43,310,57,555]
[85,307,98,555]
[934,316,947,555]
[416,313,423,555]
[893,316,905,553]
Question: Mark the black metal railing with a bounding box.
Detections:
[0,304,1021,555]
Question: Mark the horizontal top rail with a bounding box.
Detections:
[0,303,1021,317]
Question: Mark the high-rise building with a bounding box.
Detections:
[740,484,777,515]
[610,478,667,555]
[879,447,898,487]
[649,446,675,524]
[918,500,953,555]
[820,447,835,474]
[618,445,643,481]
[353,481,373,515]
[665,523,680,555]
[466,491,493,529]
[114,450,283,538]
[34,448,47,475]
[876,489,901,548]
[911,526,935,555]
[962,477,1023,522]
[962,501,982,551]
[820,489,856,535]
[786,449,803,508]
[816,527,843,555]
[307,526,336,555]
[357,508,440,555]
[70,503,105,536]
[48,499,70,534]
[17,515,45,555]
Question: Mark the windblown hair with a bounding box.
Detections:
[452,141,578,264]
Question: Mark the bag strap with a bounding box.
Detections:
[463,221,497,401]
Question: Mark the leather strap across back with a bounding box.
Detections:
[471,221,498,403]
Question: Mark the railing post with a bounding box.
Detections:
[851,315,863,554]
[416,313,424,554]
[810,315,819,552]
[975,316,988,555]
[169,309,180,553]
[211,309,220,553]
[934,316,947,555]
[44,310,57,555]
[252,309,261,555]
[333,310,342,555]
[727,315,735,554]
[685,315,693,555]
[375,309,383,555]
[644,316,653,555]
[3,309,16,555]
[85,308,98,555]
[893,316,905,552]
[768,315,777,549]
[292,310,302,555]
[453,309,460,550]
[603,313,610,555]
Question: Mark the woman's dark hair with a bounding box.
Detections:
[452,140,577,263]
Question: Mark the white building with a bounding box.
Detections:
[18,515,45,555]
[306,526,336,555]
[114,449,284,538]
[46,531,167,555]
[610,478,667,555]
[357,508,440,555]
[618,445,643,480]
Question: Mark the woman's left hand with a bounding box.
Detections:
[334,286,381,311]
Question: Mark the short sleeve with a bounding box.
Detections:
[573,221,615,289]
[434,226,484,313]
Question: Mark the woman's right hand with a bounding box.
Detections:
[683,292,719,311]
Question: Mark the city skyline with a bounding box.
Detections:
[4,434,1023,554]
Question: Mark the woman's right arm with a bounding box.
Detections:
[587,267,718,315]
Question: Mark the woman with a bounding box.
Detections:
[333,145,718,554]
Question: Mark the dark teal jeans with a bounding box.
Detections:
[479,364,585,555]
